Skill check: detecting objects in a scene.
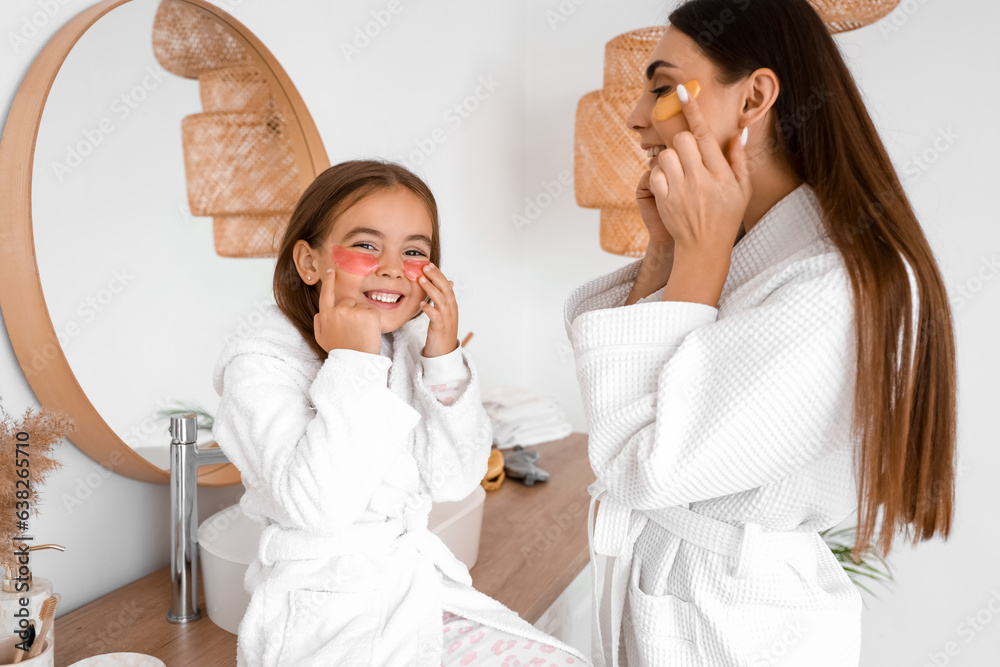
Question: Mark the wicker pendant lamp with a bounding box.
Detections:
[574,27,665,257]
[573,3,901,257]
[811,0,902,33]
[152,0,304,258]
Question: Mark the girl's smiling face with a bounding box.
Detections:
[293,186,433,335]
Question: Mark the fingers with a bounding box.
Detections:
[657,147,684,191]
[648,163,669,201]
[637,169,654,198]
[418,263,456,305]
[318,267,337,312]
[676,83,730,176]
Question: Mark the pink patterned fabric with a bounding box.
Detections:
[427,377,467,406]
[440,610,582,666]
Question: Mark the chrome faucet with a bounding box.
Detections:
[167,413,229,623]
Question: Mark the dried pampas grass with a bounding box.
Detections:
[0,397,71,576]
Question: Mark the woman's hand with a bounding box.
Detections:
[636,168,674,249]
[314,267,382,355]
[647,84,752,257]
[417,262,459,357]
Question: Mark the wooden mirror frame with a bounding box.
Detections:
[0,0,330,484]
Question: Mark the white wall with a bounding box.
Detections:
[1,0,996,664]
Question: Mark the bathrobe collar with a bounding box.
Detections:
[212,303,431,396]
[721,181,830,300]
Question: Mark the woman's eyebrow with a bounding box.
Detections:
[646,60,680,80]
[342,226,431,246]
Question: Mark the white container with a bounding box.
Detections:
[0,635,52,667]
[66,653,165,666]
[198,485,487,635]
[0,578,53,639]
[427,485,486,569]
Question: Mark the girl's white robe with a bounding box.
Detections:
[564,183,907,667]
[212,306,590,666]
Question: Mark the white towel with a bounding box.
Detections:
[481,384,574,448]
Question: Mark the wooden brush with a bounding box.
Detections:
[11,622,34,663]
[25,593,59,658]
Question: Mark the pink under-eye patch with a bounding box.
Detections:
[331,245,378,276]
[404,259,429,281]
[332,245,429,280]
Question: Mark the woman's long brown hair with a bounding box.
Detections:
[273,160,441,363]
[668,0,957,558]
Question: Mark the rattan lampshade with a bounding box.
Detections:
[574,27,665,257]
[153,0,303,257]
[198,65,276,113]
[181,110,301,215]
[809,0,902,33]
[152,0,251,78]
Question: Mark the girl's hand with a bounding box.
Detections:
[647,84,752,257]
[417,262,459,357]
[314,267,382,355]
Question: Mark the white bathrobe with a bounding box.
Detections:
[212,304,590,666]
[564,183,908,667]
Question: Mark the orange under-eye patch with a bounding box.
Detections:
[652,78,701,122]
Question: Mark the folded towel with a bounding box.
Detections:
[481,385,573,449]
[493,421,573,448]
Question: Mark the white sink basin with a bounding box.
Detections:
[198,485,487,634]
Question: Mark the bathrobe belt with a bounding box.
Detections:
[587,480,817,667]
[257,506,473,588]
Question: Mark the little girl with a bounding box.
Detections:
[212,160,589,667]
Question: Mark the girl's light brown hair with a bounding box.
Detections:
[273,160,441,362]
[668,0,957,558]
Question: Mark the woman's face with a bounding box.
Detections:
[294,186,433,335]
[627,26,744,169]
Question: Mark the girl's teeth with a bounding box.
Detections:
[367,291,401,303]
[647,146,665,157]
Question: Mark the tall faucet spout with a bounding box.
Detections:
[168,413,229,623]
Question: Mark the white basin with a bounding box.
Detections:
[198,485,487,634]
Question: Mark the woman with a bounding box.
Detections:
[564,1,957,665]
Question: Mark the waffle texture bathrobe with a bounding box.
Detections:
[212,305,590,667]
[565,183,902,667]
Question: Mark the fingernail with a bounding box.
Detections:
[739,126,748,148]
[326,268,333,273]
[677,84,689,104]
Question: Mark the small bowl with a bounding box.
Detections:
[0,634,53,666]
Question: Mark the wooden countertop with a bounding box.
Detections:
[55,433,594,666]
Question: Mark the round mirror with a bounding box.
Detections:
[0,0,329,483]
